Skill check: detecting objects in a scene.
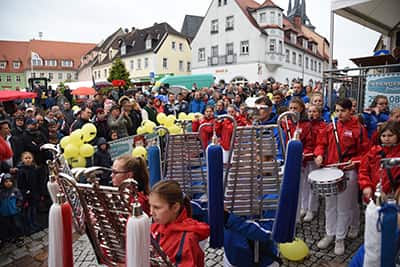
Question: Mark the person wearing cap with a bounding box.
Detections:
[107,104,132,138]
[94,108,110,141]
[93,137,112,185]
[176,93,189,114]
[119,96,142,136]
[70,105,93,132]
[25,107,35,119]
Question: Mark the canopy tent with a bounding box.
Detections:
[71,87,96,96]
[331,0,400,36]
[49,80,111,90]
[0,90,37,102]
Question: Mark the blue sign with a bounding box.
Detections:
[150,72,155,83]
[364,73,400,110]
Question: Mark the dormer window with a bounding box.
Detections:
[303,39,308,49]
[45,59,57,66]
[0,61,6,69]
[145,38,152,49]
[278,13,282,25]
[121,42,126,56]
[270,11,276,24]
[259,12,266,23]
[61,60,73,67]
[290,33,297,44]
[109,49,113,59]
[13,61,20,69]
[312,44,317,53]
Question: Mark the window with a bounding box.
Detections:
[285,49,290,62]
[278,40,283,54]
[13,61,20,69]
[32,59,42,66]
[179,60,184,71]
[303,39,308,49]
[310,59,314,71]
[305,57,309,69]
[137,59,141,70]
[104,69,107,78]
[211,45,219,57]
[131,40,136,47]
[16,76,21,82]
[270,11,275,24]
[198,48,205,61]
[61,60,73,67]
[298,54,302,66]
[45,60,57,66]
[318,62,322,73]
[58,72,63,80]
[292,52,296,65]
[211,19,219,34]
[226,16,234,31]
[226,43,234,55]
[269,39,276,52]
[179,43,183,51]
[187,62,191,72]
[224,0,227,4]
[162,58,168,69]
[144,58,148,69]
[121,44,126,56]
[314,61,317,72]
[290,33,296,44]
[240,41,249,55]
[218,0,221,6]
[0,62,6,69]
[40,72,45,77]
[67,73,72,80]
[75,73,78,80]
[130,60,134,70]
[49,73,53,80]
[172,41,176,50]
[259,12,266,23]
[6,76,11,82]
[278,13,282,25]
[32,72,36,78]
[145,38,152,49]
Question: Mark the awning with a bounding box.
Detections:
[331,0,400,35]
[0,90,37,101]
[350,54,397,67]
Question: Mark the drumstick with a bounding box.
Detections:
[331,114,343,161]
[303,153,314,157]
[324,160,361,168]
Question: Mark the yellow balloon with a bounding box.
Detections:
[168,125,182,135]
[157,128,167,137]
[188,113,196,121]
[64,144,80,159]
[70,156,86,168]
[132,146,147,159]
[69,129,84,146]
[178,112,187,120]
[72,105,80,111]
[137,126,146,135]
[82,123,97,142]
[144,120,156,133]
[267,92,273,100]
[60,136,70,149]
[156,113,167,125]
[279,238,309,261]
[79,144,95,157]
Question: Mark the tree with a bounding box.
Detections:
[108,57,131,87]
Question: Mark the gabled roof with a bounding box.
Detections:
[235,0,268,36]
[258,0,283,10]
[0,41,29,73]
[181,15,204,40]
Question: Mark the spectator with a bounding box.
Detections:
[143,97,158,125]
[94,108,110,141]
[214,100,226,116]
[107,105,132,138]
[189,91,205,114]
[70,106,93,132]
[93,137,112,185]
[175,93,189,114]
[164,93,177,116]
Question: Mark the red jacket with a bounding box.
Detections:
[282,119,314,161]
[215,119,233,150]
[358,144,400,194]
[192,117,215,149]
[236,114,252,126]
[314,116,370,166]
[0,136,12,161]
[151,208,210,267]
[310,119,327,150]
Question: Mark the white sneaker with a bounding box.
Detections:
[317,235,334,249]
[334,239,345,255]
[299,209,306,217]
[347,227,359,239]
[303,211,314,222]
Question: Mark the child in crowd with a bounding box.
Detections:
[149,180,210,267]
[0,174,24,247]
[192,105,215,149]
[359,121,400,200]
[93,137,112,186]
[17,151,43,234]
[361,95,390,138]
[310,92,331,122]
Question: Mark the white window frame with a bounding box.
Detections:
[137,58,142,70]
[270,11,276,24]
[162,58,168,69]
[318,62,322,73]
[211,45,219,57]
[198,48,206,62]
[13,61,20,69]
[48,72,53,80]
[187,62,191,72]
[0,62,6,69]
[285,49,290,62]
[172,41,176,50]
[130,60,134,70]
[259,12,266,23]
[240,41,249,55]
[269,39,276,52]
[67,73,72,80]
[292,51,296,65]
[226,16,234,31]
[61,60,73,67]
[45,59,57,67]
[211,19,219,34]
[144,58,148,69]
[58,72,63,80]
[298,54,302,66]
[179,43,183,51]
[305,57,309,69]
[145,38,152,49]
[290,33,297,44]
[6,75,11,82]
[16,75,21,82]
[226,43,234,55]
[179,60,184,71]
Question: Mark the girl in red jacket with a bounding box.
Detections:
[150,180,210,267]
[359,121,400,201]
[314,98,370,255]
[284,98,314,222]
[215,105,238,163]
[192,106,215,149]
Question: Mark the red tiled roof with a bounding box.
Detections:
[259,0,283,10]
[0,39,96,73]
[0,41,29,73]
[261,24,284,30]
[235,0,267,35]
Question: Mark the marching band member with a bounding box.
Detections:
[359,121,400,201]
[192,105,215,149]
[310,92,331,122]
[150,180,210,267]
[215,105,237,163]
[314,98,369,255]
[111,154,150,215]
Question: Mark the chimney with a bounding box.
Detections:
[124,28,129,33]
[131,27,136,32]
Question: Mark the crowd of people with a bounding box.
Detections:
[0,78,400,266]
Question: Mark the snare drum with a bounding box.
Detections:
[308,168,346,197]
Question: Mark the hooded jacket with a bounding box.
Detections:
[192,117,215,149]
[151,208,210,267]
[359,144,400,194]
[0,182,23,216]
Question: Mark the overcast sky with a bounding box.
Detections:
[0,0,380,68]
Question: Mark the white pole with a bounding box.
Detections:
[328,10,334,108]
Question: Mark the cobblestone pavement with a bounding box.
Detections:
[1,201,364,267]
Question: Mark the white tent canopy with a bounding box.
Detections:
[49,80,109,90]
[331,0,400,35]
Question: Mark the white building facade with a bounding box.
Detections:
[191,0,328,85]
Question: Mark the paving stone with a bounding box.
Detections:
[11,247,29,260]
[29,246,44,256]
[0,255,13,267]
[34,250,48,262]
[30,231,46,240]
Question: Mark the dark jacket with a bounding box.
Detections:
[21,129,48,165]
[93,149,112,168]
[94,119,110,141]
[128,109,142,136]
[17,164,43,203]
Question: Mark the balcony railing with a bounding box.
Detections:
[207,53,237,66]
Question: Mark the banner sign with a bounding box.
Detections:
[364,73,400,110]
